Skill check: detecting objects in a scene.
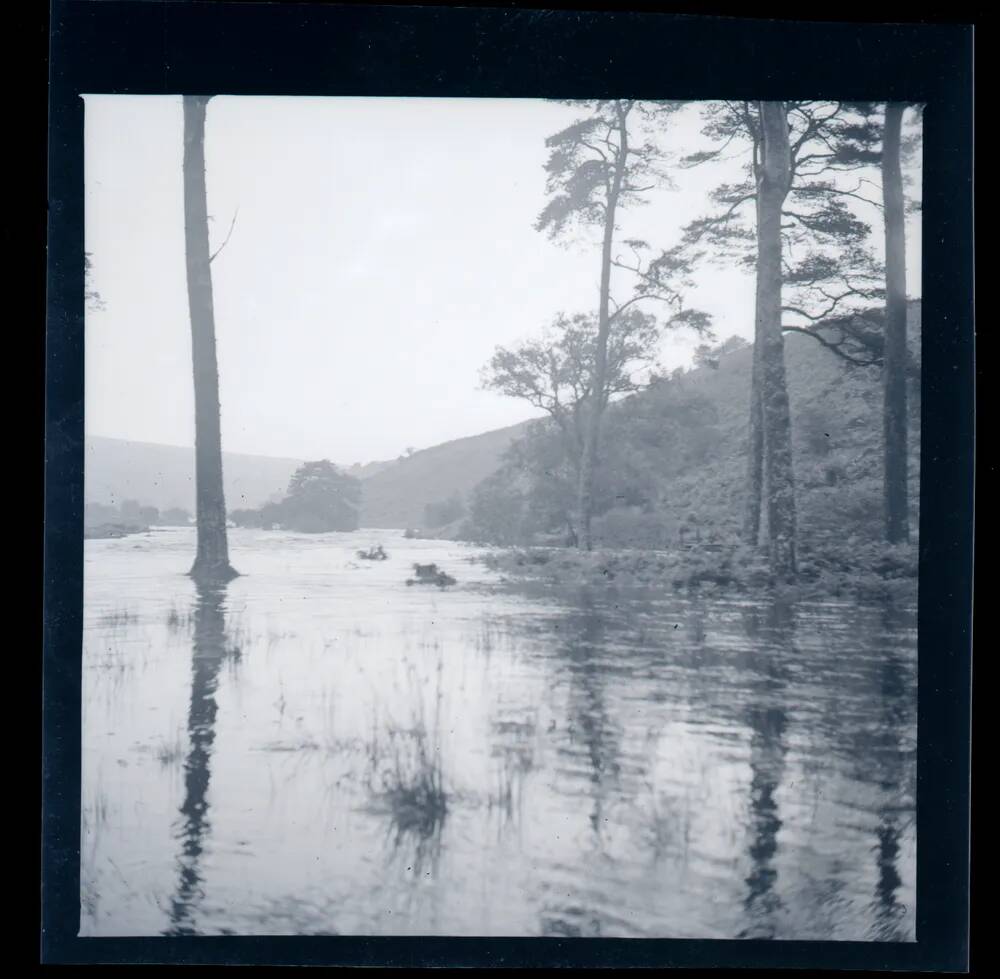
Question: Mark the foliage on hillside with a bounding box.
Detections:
[459,302,921,562]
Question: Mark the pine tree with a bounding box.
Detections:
[183,95,237,583]
[674,101,893,574]
[537,100,709,549]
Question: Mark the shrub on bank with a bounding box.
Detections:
[591,506,677,551]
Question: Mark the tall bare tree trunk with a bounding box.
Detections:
[756,102,797,579]
[882,103,909,544]
[743,126,765,549]
[744,303,764,545]
[578,101,628,551]
[183,96,237,582]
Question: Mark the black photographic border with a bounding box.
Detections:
[44,1,973,968]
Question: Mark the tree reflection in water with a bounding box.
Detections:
[541,586,624,937]
[165,581,230,935]
[870,602,915,941]
[738,601,793,939]
[82,530,919,940]
[563,587,623,838]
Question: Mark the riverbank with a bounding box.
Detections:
[479,538,919,602]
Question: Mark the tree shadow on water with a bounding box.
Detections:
[736,601,794,939]
[559,587,625,838]
[868,602,916,940]
[164,580,232,936]
[538,587,626,937]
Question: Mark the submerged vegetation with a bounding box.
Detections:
[96,607,139,629]
[405,563,457,588]
[364,667,449,839]
[483,537,917,602]
[154,736,186,768]
[368,725,448,837]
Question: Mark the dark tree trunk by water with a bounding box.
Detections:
[743,330,764,546]
[742,125,765,549]
[882,103,909,544]
[755,102,797,579]
[183,96,237,582]
[577,103,627,551]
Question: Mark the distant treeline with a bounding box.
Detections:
[85,500,192,529]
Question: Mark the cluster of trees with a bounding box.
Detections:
[466,308,919,557]
[481,100,921,580]
[470,366,724,548]
[231,460,361,533]
[84,500,191,528]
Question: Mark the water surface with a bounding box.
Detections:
[81,528,916,939]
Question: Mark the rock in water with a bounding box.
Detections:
[406,563,456,587]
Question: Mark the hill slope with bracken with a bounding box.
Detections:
[642,299,922,546]
[459,301,921,549]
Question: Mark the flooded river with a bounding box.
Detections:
[81,528,916,940]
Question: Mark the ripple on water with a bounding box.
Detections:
[81,527,917,939]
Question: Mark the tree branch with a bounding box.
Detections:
[781,324,882,366]
[209,207,240,263]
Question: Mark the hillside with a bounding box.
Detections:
[461,301,922,550]
[670,300,920,542]
[650,303,921,545]
[85,418,539,528]
[86,302,919,540]
[85,436,304,512]
[358,419,537,528]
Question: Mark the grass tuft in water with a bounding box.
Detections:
[97,607,138,630]
[165,606,193,634]
[365,664,448,837]
[367,722,448,836]
[154,736,185,768]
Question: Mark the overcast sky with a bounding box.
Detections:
[84,96,921,464]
